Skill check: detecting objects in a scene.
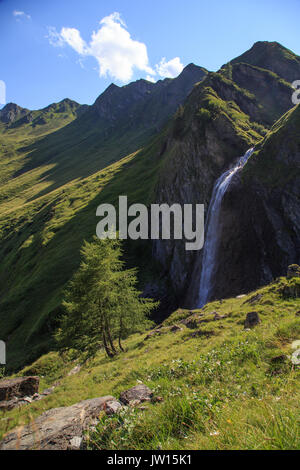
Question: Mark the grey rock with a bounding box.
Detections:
[104,400,122,415]
[0,376,39,401]
[244,311,261,329]
[0,397,19,412]
[68,436,83,450]
[0,396,114,450]
[120,385,153,405]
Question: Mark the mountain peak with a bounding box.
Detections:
[0,102,29,124]
[230,41,300,82]
[177,63,208,83]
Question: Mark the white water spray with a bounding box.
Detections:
[198,148,254,307]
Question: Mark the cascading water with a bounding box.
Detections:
[198,148,254,308]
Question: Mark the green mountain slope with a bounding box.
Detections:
[0,65,208,370]
[1,275,299,450]
[0,41,299,372]
[0,65,207,214]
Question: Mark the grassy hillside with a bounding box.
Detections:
[0,131,171,370]
[1,276,299,450]
[0,69,270,371]
[0,42,298,372]
[243,103,300,187]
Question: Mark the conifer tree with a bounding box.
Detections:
[55,237,156,358]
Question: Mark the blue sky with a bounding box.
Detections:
[1,0,299,109]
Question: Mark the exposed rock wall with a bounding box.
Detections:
[152,58,299,307]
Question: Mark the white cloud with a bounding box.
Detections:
[156,57,184,78]
[46,12,184,83]
[88,12,154,81]
[13,10,31,20]
[60,27,88,55]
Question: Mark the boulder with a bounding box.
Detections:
[0,396,114,450]
[287,264,300,279]
[104,400,122,415]
[120,384,153,405]
[244,311,261,329]
[291,349,300,365]
[0,376,39,402]
[0,398,20,412]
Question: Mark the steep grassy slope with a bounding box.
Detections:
[0,66,208,370]
[0,66,207,213]
[0,133,172,370]
[1,276,299,450]
[0,99,86,213]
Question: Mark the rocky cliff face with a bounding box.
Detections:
[152,42,299,307]
[211,105,300,300]
[152,75,266,306]
[92,64,208,137]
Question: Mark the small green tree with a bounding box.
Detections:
[55,237,156,358]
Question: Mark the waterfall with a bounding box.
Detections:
[198,148,254,308]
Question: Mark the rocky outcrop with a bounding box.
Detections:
[0,103,29,124]
[209,106,300,301]
[0,376,39,401]
[0,384,157,450]
[104,399,123,415]
[120,384,153,405]
[152,75,264,306]
[0,376,59,411]
[152,58,299,306]
[0,396,114,450]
